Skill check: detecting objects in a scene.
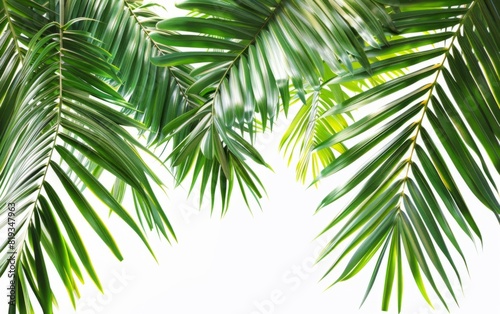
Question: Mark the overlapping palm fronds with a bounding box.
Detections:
[152,0,394,213]
[0,1,176,312]
[1,0,499,312]
[311,0,499,311]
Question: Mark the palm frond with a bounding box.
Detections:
[314,0,499,311]
[0,0,51,112]
[65,0,197,144]
[152,0,395,212]
[62,0,210,211]
[0,2,175,312]
[279,61,409,183]
[52,0,201,200]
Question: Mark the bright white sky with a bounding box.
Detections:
[47,116,500,314]
[2,1,500,314]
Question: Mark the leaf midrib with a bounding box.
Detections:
[398,0,480,206]
[123,1,192,107]
[25,12,64,253]
[210,0,287,120]
[1,0,25,63]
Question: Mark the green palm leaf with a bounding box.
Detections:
[279,63,409,184]
[62,0,199,200]
[0,0,51,110]
[2,0,499,313]
[153,0,395,212]
[66,0,197,145]
[314,0,499,311]
[0,1,175,312]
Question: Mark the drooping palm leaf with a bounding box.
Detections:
[62,0,202,207]
[2,0,498,313]
[66,0,197,144]
[152,0,395,213]
[0,0,51,113]
[0,1,175,312]
[279,62,410,184]
[314,0,499,311]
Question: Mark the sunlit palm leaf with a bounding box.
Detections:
[314,0,499,311]
[63,0,200,202]
[66,0,197,145]
[0,2,175,313]
[153,0,395,212]
[279,63,408,183]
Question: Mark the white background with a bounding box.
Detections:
[2,112,500,314]
[52,113,500,314]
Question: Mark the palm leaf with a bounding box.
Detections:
[279,62,410,183]
[152,0,395,212]
[0,1,175,312]
[314,0,499,311]
[58,0,200,204]
[0,0,51,112]
[66,0,197,145]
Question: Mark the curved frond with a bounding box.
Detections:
[314,0,500,311]
[0,0,51,112]
[153,0,395,211]
[0,2,174,313]
[279,63,408,183]
[66,0,197,144]
[55,0,202,200]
